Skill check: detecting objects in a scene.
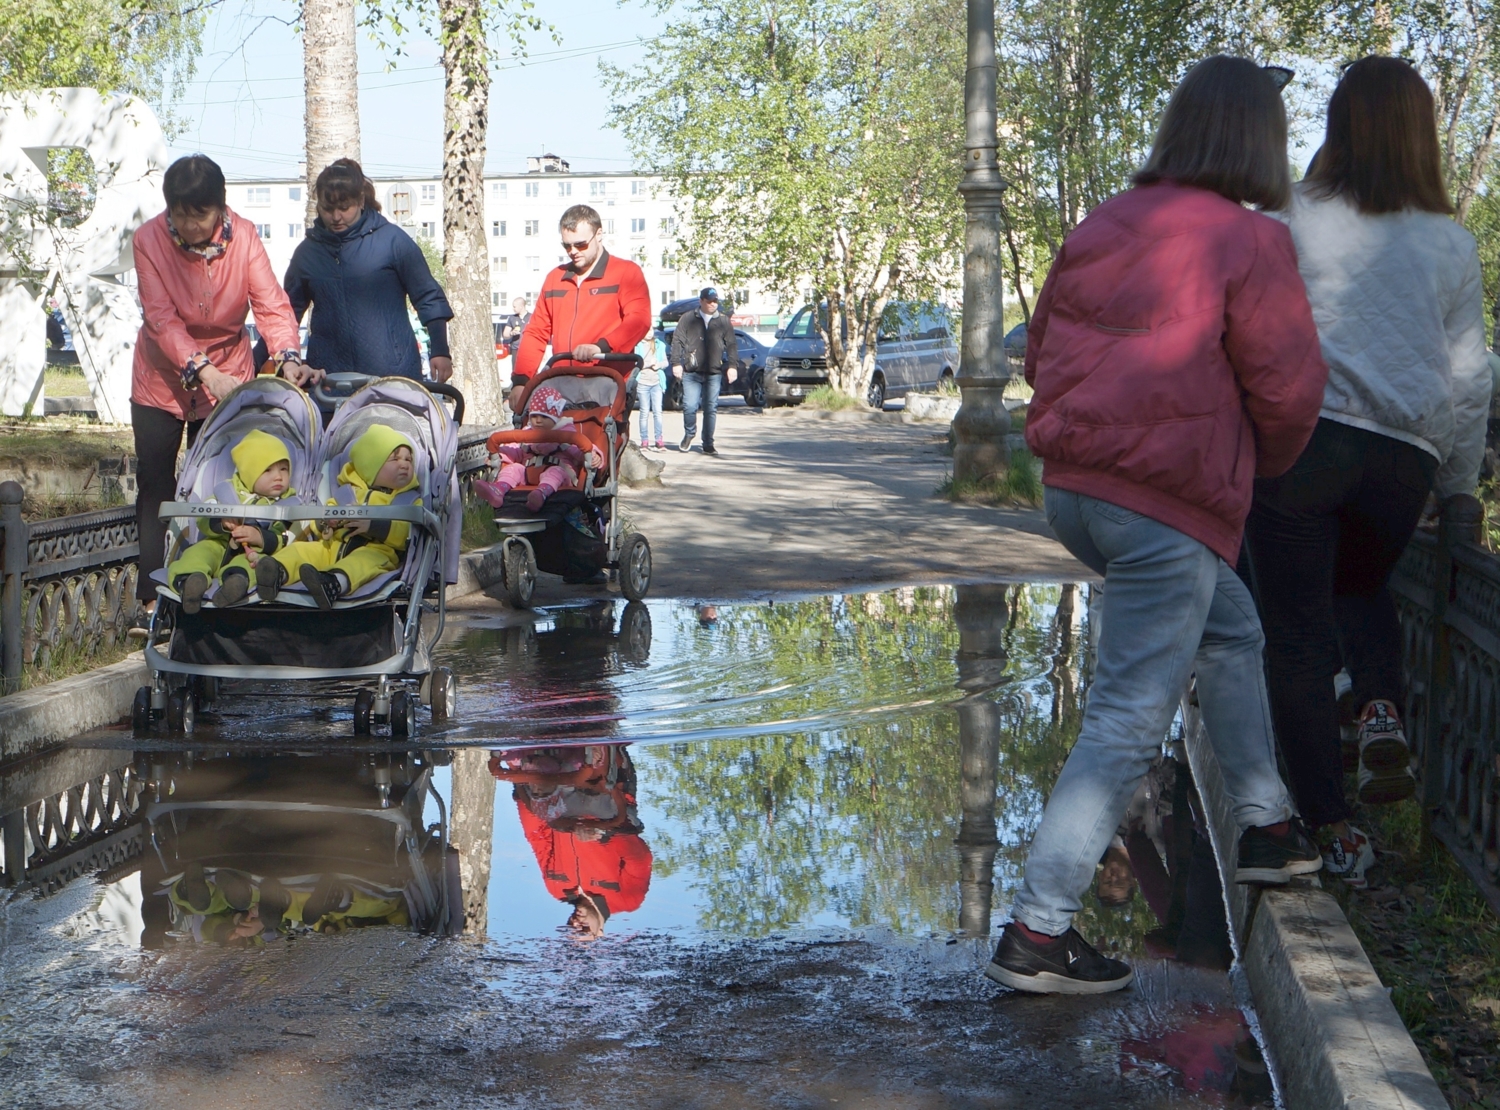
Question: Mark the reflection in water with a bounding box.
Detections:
[0,585,1270,1106]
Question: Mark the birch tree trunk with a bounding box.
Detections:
[302,0,360,226]
[439,0,503,426]
[449,747,495,937]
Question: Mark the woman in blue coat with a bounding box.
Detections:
[283,159,454,382]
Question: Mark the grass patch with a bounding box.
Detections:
[1330,797,1500,1107]
[44,366,91,397]
[935,376,961,397]
[461,496,502,552]
[0,421,133,471]
[937,446,1042,506]
[19,637,134,691]
[802,385,861,411]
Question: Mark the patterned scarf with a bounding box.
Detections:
[167,211,233,260]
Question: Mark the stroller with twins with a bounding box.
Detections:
[138,373,464,738]
[485,352,652,608]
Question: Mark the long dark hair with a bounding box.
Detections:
[1303,57,1453,215]
[1134,56,1291,210]
[314,157,381,212]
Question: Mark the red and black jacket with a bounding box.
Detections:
[513,250,652,388]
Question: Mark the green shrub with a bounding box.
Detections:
[937,446,1042,506]
[802,385,860,411]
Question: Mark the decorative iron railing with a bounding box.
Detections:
[1,759,145,893]
[1389,503,1500,915]
[0,431,496,692]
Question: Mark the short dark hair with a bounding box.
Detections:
[559,204,602,232]
[163,155,226,213]
[315,157,379,211]
[1303,57,1454,216]
[1133,56,1291,210]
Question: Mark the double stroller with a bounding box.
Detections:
[137,373,463,737]
[487,352,652,608]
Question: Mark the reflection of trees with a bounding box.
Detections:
[642,586,1102,936]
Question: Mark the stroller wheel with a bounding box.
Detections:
[620,602,652,661]
[503,540,536,609]
[391,691,416,738]
[430,667,457,721]
[353,688,374,735]
[619,533,652,602]
[131,686,152,734]
[166,689,195,735]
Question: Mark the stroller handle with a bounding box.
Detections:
[545,351,644,372]
[312,372,466,425]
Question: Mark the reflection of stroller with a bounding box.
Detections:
[487,353,651,608]
[140,374,464,737]
[136,749,461,946]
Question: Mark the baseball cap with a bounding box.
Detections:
[700,287,719,301]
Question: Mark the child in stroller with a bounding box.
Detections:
[253,423,423,610]
[473,385,603,512]
[166,429,297,613]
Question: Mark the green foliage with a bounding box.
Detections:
[417,235,448,287]
[938,446,1042,506]
[801,385,859,411]
[0,0,204,135]
[606,0,966,400]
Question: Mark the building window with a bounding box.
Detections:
[419,222,435,239]
[526,255,540,271]
[492,220,506,238]
[660,290,676,305]
[589,181,612,197]
[496,256,508,271]
[730,289,749,306]
[289,186,301,202]
[247,186,270,206]
[524,220,539,236]
[633,247,648,265]
[256,223,271,240]
[524,182,539,198]
[604,219,615,234]
[631,180,644,196]
[558,181,572,197]
[495,291,507,307]
[492,292,501,308]
[661,251,674,269]
[630,218,646,234]
[421,183,437,203]
[288,223,300,239]
[492,182,507,199]
[659,217,676,236]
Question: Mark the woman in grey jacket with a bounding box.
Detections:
[1244,57,1491,887]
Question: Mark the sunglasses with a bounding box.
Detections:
[1263,65,1294,91]
[1340,56,1416,73]
[561,233,595,252]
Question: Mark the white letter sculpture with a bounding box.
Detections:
[0,88,169,423]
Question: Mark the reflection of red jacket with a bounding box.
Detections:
[517,803,653,913]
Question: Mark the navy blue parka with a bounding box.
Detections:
[283,208,453,379]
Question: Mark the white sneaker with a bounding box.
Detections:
[1356,699,1416,805]
[1322,825,1376,889]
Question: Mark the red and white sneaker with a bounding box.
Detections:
[1322,824,1376,889]
[1356,700,1416,805]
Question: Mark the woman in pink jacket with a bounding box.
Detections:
[129,156,316,629]
[987,57,1329,996]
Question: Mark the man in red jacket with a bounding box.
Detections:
[509,204,652,415]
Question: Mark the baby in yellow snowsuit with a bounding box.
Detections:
[166,429,295,613]
[254,423,421,610]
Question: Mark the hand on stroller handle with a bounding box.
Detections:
[311,372,466,426]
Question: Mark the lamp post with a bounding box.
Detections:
[952,0,1011,482]
[954,584,1008,936]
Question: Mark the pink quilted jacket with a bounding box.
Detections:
[1024,181,1329,563]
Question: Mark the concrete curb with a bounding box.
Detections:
[0,546,510,761]
[0,653,148,760]
[1181,703,1446,1110]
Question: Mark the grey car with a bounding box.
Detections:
[762,302,959,408]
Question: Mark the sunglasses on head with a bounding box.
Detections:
[1263,65,1294,91]
[1340,55,1415,73]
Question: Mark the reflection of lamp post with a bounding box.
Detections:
[954,585,1008,935]
[449,748,494,937]
[952,0,1012,482]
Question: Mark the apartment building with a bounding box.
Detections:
[230,154,779,332]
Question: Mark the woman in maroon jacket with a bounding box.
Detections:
[987,57,1330,996]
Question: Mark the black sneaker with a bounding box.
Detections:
[256,557,286,602]
[303,874,354,925]
[1235,820,1323,884]
[176,572,210,615]
[215,569,250,607]
[215,868,255,912]
[984,923,1134,994]
[679,434,693,451]
[702,444,719,456]
[175,862,214,913]
[300,563,344,610]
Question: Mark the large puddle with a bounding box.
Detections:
[0,586,1274,1108]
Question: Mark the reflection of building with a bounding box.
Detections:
[227,160,783,331]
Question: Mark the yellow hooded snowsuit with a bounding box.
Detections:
[271,424,422,593]
[167,429,296,584]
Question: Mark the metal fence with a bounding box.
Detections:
[0,430,496,693]
[1390,502,1500,915]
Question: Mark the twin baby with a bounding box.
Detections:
[168,423,419,612]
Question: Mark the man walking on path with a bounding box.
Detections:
[671,287,738,456]
[510,205,652,416]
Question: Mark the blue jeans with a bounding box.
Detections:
[638,382,663,442]
[680,371,721,447]
[1010,488,1293,936]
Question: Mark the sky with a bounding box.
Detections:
[167,0,669,180]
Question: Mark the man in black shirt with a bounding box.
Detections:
[670,287,738,456]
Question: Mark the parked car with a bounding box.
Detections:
[762,302,959,409]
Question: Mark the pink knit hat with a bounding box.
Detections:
[526,385,567,418]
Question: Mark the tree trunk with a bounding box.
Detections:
[439,0,503,427]
[302,0,360,225]
[449,747,495,937]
